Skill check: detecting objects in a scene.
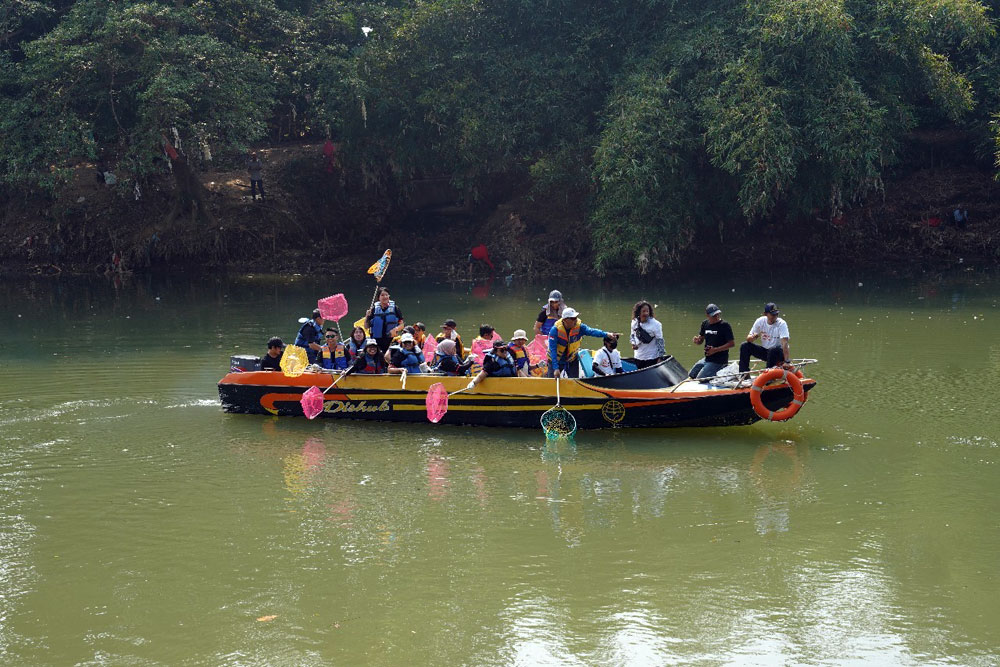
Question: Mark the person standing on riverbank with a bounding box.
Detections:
[689,303,735,381]
[630,301,665,369]
[739,302,790,379]
[247,151,264,200]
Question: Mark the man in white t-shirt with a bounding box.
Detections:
[592,334,624,376]
[738,302,791,376]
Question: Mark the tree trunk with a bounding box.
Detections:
[165,154,214,226]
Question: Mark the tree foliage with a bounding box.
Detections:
[1,0,998,269]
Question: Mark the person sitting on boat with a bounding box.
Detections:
[433,338,474,376]
[469,324,498,374]
[294,308,325,364]
[689,303,734,381]
[412,322,429,349]
[534,290,567,336]
[391,325,417,346]
[592,334,624,376]
[738,302,791,381]
[436,318,467,360]
[365,288,404,354]
[345,338,387,375]
[386,332,425,375]
[508,329,533,375]
[468,340,521,388]
[319,328,349,371]
[629,300,665,370]
[548,307,619,378]
[261,337,283,371]
[346,326,367,361]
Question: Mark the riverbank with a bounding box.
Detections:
[2,133,997,279]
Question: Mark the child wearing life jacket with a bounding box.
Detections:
[507,329,532,376]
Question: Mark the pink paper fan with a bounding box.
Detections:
[423,336,437,362]
[470,338,492,364]
[301,385,325,420]
[527,334,549,362]
[426,382,448,423]
[317,293,349,321]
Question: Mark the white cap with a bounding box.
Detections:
[364,338,378,347]
[562,307,579,319]
[400,333,415,343]
[511,329,528,341]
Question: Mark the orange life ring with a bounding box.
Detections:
[749,368,806,422]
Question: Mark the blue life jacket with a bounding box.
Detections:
[540,304,562,336]
[294,320,323,363]
[389,344,424,373]
[509,343,529,370]
[433,353,463,375]
[484,351,517,377]
[370,301,400,339]
[320,342,348,370]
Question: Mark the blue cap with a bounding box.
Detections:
[764,302,780,315]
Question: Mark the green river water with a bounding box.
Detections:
[1,270,998,666]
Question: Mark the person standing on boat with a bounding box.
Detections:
[689,303,735,381]
[534,290,567,336]
[294,309,325,364]
[436,319,467,360]
[629,301,665,370]
[738,302,791,379]
[433,338,474,376]
[366,288,405,354]
[261,337,283,371]
[592,334,624,376]
[345,338,387,375]
[548,307,618,378]
[386,332,425,374]
[319,329,349,371]
[468,339,521,388]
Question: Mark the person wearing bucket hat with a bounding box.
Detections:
[739,302,791,380]
[689,303,735,381]
[386,331,425,374]
[507,329,532,376]
[534,289,569,336]
[547,307,621,378]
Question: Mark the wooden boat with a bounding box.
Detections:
[218,357,818,429]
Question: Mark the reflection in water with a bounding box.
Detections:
[750,440,807,535]
[427,454,450,501]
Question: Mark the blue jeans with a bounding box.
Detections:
[688,359,726,381]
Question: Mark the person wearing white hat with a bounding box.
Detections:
[508,329,532,376]
[386,331,425,374]
[547,307,621,378]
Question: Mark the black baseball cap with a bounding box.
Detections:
[764,302,780,315]
[441,318,457,328]
[492,339,506,348]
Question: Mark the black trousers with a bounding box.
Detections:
[739,341,783,373]
[251,179,264,197]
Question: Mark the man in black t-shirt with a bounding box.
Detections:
[688,303,735,381]
[261,337,283,371]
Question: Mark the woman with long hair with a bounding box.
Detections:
[630,300,666,369]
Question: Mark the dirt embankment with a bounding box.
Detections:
[1,131,997,279]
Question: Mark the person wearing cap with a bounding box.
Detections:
[319,328,349,370]
[592,334,624,376]
[345,338,387,375]
[630,300,666,370]
[261,337,284,371]
[689,304,735,381]
[432,338,474,376]
[535,290,567,336]
[468,339,519,388]
[508,329,533,376]
[435,318,466,360]
[365,288,404,354]
[548,307,620,378]
[293,308,325,364]
[739,302,791,379]
[386,332,426,374]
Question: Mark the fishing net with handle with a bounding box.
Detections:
[540,375,577,439]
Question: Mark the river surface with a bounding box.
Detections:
[1,269,998,665]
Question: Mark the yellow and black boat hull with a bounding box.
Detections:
[218,358,817,429]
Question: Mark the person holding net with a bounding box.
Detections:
[547,308,620,379]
